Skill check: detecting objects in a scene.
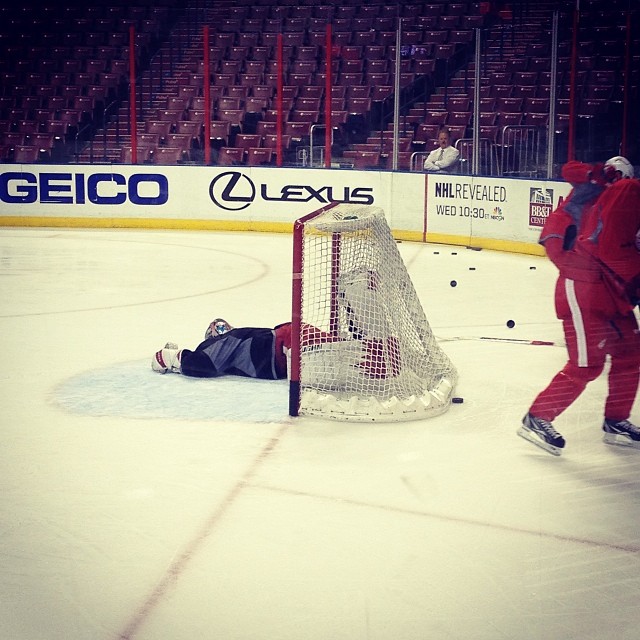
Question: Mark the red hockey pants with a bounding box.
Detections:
[530,278,640,421]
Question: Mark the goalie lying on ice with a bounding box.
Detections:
[152,319,291,379]
[151,318,404,383]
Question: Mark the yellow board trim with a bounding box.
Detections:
[0,217,544,256]
[424,231,545,256]
[0,216,293,234]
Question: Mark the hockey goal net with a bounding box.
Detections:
[289,203,458,422]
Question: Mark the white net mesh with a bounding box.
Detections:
[294,204,458,422]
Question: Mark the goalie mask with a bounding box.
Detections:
[204,318,233,340]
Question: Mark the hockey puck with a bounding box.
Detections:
[506,319,516,328]
[452,397,464,404]
[450,280,457,287]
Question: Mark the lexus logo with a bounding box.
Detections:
[209,170,375,210]
[209,171,256,211]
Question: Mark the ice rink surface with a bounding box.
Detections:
[1,227,639,640]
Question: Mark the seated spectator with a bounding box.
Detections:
[423,128,460,173]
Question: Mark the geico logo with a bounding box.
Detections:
[0,172,169,205]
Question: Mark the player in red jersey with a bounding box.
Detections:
[519,156,640,455]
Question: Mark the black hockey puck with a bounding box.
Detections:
[450,280,457,287]
[506,319,516,328]
[452,397,464,404]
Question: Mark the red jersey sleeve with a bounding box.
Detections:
[539,206,573,268]
[561,160,593,185]
[594,179,640,283]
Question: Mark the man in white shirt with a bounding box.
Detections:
[423,127,460,173]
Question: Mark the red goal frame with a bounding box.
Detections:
[289,202,342,417]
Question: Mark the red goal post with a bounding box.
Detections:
[289,203,458,422]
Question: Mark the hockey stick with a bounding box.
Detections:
[437,335,563,347]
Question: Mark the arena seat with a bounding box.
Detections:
[342,150,381,169]
[217,147,244,165]
[208,121,232,146]
[234,133,262,152]
[246,147,274,166]
[262,133,291,150]
[153,146,189,164]
[120,145,154,164]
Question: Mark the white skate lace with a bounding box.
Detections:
[610,419,639,434]
[535,417,562,439]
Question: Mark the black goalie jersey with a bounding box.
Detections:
[180,326,289,380]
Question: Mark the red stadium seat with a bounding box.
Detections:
[234,133,261,151]
[246,147,273,166]
[217,147,244,165]
[342,150,381,169]
[153,147,189,164]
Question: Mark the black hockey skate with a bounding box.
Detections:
[602,418,640,449]
[518,413,566,456]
